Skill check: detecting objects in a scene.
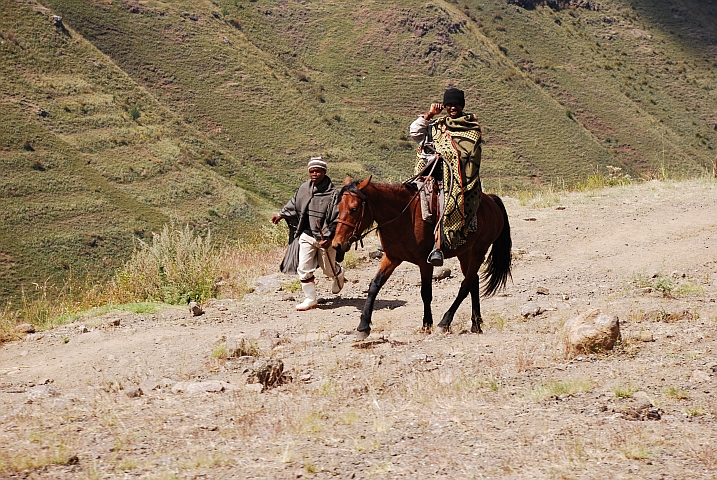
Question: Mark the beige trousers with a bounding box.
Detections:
[297,233,339,282]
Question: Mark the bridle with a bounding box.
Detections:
[337,184,423,250]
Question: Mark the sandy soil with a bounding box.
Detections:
[1,179,717,479]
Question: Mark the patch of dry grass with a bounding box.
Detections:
[529,378,592,402]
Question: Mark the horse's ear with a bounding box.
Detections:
[344,176,353,186]
[357,175,372,190]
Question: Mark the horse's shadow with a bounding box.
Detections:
[319,296,406,311]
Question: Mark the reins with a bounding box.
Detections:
[339,184,423,250]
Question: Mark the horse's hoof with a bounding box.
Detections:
[471,326,483,334]
[355,330,370,341]
[436,326,450,334]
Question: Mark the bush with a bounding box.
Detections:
[130,105,141,121]
[113,223,220,304]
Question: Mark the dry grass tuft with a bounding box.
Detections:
[664,385,689,399]
[529,378,592,402]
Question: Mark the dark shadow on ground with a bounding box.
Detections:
[318,297,407,311]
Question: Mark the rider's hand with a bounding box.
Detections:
[319,239,331,249]
[271,213,282,224]
[425,103,444,120]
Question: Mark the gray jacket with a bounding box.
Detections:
[279,176,339,240]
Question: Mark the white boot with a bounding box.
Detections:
[296,281,318,311]
[331,266,345,294]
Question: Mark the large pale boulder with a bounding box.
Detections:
[563,309,620,353]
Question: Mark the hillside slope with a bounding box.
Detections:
[43,0,716,187]
[0,0,273,298]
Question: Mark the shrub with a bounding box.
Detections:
[130,105,141,121]
[113,222,220,304]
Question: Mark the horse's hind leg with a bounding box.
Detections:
[469,277,483,333]
[436,276,475,333]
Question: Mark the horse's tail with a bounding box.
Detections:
[481,194,512,297]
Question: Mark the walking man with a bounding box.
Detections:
[272,156,345,310]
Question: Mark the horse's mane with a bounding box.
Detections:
[339,180,416,197]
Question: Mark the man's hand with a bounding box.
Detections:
[424,103,444,121]
[271,213,282,225]
[319,239,331,249]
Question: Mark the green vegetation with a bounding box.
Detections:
[0,223,284,342]
[530,378,592,401]
[632,272,675,295]
[114,223,220,304]
[613,384,636,399]
[664,385,689,400]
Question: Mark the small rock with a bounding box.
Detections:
[15,323,35,334]
[432,268,451,281]
[618,401,662,421]
[188,302,204,316]
[563,309,620,353]
[638,331,654,342]
[249,359,285,390]
[27,385,60,402]
[125,386,143,398]
[536,286,550,295]
[172,381,225,394]
[406,354,429,365]
[245,383,263,393]
[561,294,570,301]
[78,325,89,333]
[51,15,63,27]
[523,217,537,221]
[520,302,543,318]
[138,380,159,393]
[108,318,120,327]
[368,250,383,260]
[254,274,282,294]
[690,370,710,383]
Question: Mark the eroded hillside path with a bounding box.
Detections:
[1,180,717,479]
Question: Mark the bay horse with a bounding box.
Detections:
[332,177,512,340]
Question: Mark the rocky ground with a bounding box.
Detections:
[1,179,717,479]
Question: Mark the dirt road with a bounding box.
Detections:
[1,179,716,479]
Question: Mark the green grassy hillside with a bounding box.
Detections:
[42,0,716,187]
[0,0,274,299]
[1,0,716,298]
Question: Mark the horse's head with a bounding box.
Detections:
[333,176,373,253]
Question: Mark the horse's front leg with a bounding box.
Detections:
[419,264,434,332]
[356,256,401,340]
[437,276,476,333]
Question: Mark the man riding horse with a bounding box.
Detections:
[409,87,483,267]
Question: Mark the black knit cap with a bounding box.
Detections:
[443,87,465,107]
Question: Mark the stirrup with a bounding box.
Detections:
[427,249,444,267]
